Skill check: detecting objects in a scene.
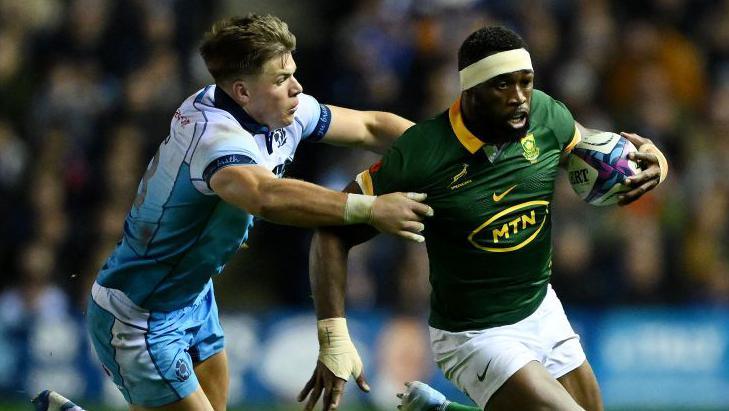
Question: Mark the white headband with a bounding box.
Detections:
[459,48,533,91]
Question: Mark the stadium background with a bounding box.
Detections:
[0,0,728,409]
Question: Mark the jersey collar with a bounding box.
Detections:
[214,86,270,135]
[448,96,486,154]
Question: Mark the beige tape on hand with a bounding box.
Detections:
[640,144,668,184]
[317,318,363,381]
[343,193,376,224]
[459,48,533,91]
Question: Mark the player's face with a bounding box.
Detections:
[243,52,303,129]
[463,69,534,143]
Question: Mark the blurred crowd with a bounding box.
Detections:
[1,0,728,326]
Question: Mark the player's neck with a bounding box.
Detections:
[214,85,270,135]
[462,114,516,146]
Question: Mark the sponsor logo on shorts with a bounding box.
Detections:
[175,358,191,382]
[477,359,492,382]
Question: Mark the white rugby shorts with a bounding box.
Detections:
[429,284,585,408]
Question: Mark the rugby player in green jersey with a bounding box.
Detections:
[297,26,668,411]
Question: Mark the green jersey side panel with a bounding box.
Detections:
[361,89,577,331]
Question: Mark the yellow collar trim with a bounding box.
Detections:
[449,97,486,154]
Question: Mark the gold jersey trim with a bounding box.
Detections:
[448,97,487,154]
[564,126,581,153]
[355,170,374,195]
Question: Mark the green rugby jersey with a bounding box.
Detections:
[356,90,580,332]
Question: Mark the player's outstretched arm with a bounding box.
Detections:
[299,183,380,411]
[319,105,415,154]
[210,165,432,241]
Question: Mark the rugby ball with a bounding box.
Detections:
[567,131,641,206]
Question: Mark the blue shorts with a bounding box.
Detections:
[86,281,225,407]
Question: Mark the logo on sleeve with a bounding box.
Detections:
[173,110,191,127]
[369,160,383,174]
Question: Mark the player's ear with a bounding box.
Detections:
[230,79,251,105]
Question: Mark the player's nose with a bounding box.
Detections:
[291,75,303,96]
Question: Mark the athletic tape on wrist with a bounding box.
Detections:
[344,193,376,224]
[317,318,363,381]
[640,144,668,184]
[459,48,533,91]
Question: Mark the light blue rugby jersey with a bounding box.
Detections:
[96,85,332,311]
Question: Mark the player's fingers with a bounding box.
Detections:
[402,221,425,233]
[298,375,316,402]
[618,180,658,206]
[396,231,425,243]
[356,371,370,392]
[322,384,333,411]
[628,151,657,164]
[620,131,649,146]
[624,168,659,186]
[411,202,434,217]
[327,380,346,410]
[304,383,323,411]
[629,152,661,172]
[404,192,427,202]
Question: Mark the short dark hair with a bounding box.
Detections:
[199,14,296,83]
[458,26,528,71]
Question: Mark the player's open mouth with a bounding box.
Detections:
[288,105,298,114]
[508,112,528,128]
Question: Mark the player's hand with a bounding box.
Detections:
[370,192,434,242]
[618,132,665,206]
[396,381,448,411]
[298,360,370,411]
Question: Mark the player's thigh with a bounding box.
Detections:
[486,361,584,411]
[189,283,227,410]
[557,360,603,411]
[87,289,202,408]
[130,387,213,411]
[194,350,229,411]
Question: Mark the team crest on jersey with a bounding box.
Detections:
[448,163,472,190]
[265,129,287,154]
[520,134,539,163]
[271,129,287,147]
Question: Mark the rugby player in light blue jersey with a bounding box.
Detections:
[85,14,433,411]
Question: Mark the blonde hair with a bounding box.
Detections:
[199,14,296,83]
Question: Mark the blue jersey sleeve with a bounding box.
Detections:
[297,93,331,142]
